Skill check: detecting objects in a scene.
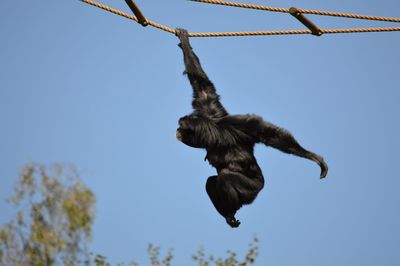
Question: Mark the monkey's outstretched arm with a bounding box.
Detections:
[259,120,328,178]
[219,115,328,178]
[176,28,228,119]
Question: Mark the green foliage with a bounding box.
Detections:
[0,163,95,266]
[148,244,173,266]
[90,253,138,266]
[192,237,258,266]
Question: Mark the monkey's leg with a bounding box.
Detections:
[218,170,264,204]
[261,123,328,178]
[206,175,241,228]
[206,176,226,217]
[207,171,264,227]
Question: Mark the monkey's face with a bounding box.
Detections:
[176,127,199,148]
[176,116,204,148]
[176,127,184,141]
[176,119,201,148]
[177,116,193,139]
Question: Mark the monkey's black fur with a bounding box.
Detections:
[175,28,328,228]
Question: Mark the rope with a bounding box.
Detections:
[191,28,400,37]
[81,0,176,33]
[190,0,290,14]
[81,0,139,22]
[190,0,400,23]
[80,0,400,37]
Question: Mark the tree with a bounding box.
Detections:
[0,163,258,266]
[0,163,95,266]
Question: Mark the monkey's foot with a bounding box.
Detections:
[226,217,241,228]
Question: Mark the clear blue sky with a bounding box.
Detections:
[1,0,399,265]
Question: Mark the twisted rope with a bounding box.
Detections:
[190,0,400,23]
[190,0,290,14]
[191,27,400,37]
[80,0,175,33]
[80,0,400,37]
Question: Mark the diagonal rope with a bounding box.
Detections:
[190,0,400,23]
[80,0,400,37]
[80,0,176,33]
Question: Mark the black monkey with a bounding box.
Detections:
[175,28,328,228]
